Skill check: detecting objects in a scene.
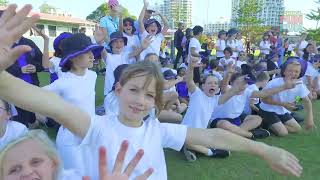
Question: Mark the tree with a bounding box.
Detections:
[0,0,8,6]
[306,1,320,43]
[86,3,135,23]
[39,2,57,14]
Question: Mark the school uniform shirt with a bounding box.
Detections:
[260,77,310,115]
[187,37,201,63]
[259,40,271,55]
[43,70,97,171]
[104,53,129,95]
[216,39,226,58]
[123,33,140,64]
[80,114,187,180]
[210,87,253,120]
[140,31,164,60]
[0,121,27,150]
[243,84,259,115]
[58,170,82,180]
[226,40,238,58]
[219,57,235,67]
[236,39,244,52]
[297,40,308,57]
[182,87,220,128]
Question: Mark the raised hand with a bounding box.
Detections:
[32,26,48,41]
[282,102,297,112]
[141,35,153,50]
[0,4,39,73]
[83,140,153,180]
[261,145,302,177]
[189,56,202,67]
[94,27,106,45]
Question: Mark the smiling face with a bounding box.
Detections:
[283,62,301,80]
[146,22,159,36]
[123,21,133,35]
[224,50,231,59]
[202,76,219,97]
[116,74,157,123]
[111,38,125,54]
[71,51,94,69]
[2,139,58,180]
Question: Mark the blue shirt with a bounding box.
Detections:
[100,15,119,36]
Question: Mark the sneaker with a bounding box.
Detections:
[251,128,271,139]
[183,146,197,162]
[210,149,230,158]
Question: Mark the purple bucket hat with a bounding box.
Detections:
[59,33,104,67]
[280,57,307,78]
[53,32,72,51]
[144,19,162,34]
[108,31,128,47]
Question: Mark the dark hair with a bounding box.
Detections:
[61,60,73,72]
[223,47,233,56]
[123,17,136,34]
[210,60,219,70]
[185,28,193,39]
[192,25,203,36]
[0,99,10,113]
[177,67,186,75]
[302,43,313,61]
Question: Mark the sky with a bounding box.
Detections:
[8,0,318,29]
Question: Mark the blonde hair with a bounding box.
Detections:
[0,130,62,179]
[119,61,164,115]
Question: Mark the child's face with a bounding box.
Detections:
[239,53,246,61]
[0,100,10,123]
[224,51,231,58]
[72,51,94,69]
[202,76,219,97]
[220,34,226,40]
[146,23,159,36]
[178,68,186,77]
[111,39,125,54]
[231,77,248,95]
[123,22,133,35]
[2,139,57,180]
[116,75,156,122]
[284,64,301,80]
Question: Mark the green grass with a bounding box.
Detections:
[38,72,320,180]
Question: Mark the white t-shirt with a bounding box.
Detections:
[236,39,244,52]
[297,40,308,56]
[0,121,27,150]
[260,78,310,115]
[58,170,82,180]
[140,31,164,61]
[182,87,220,128]
[104,53,129,95]
[80,114,187,180]
[219,57,235,67]
[259,40,271,55]
[226,40,238,58]
[211,87,253,120]
[123,33,140,64]
[243,84,259,115]
[49,56,64,78]
[216,39,226,58]
[188,37,201,63]
[43,70,97,171]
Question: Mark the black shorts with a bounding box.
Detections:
[210,116,243,128]
[258,108,293,128]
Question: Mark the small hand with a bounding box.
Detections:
[32,25,48,41]
[141,36,153,49]
[21,64,36,74]
[282,102,297,111]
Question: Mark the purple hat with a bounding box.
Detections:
[144,19,162,34]
[108,31,128,47]
[53,32,72,51]
[280,57,307,78]
[59,33,104,67]
[163,69,176,80]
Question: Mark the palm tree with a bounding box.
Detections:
[306,1,320,29]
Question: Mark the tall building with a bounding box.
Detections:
[204,17,230,34]
[155,0,192,29]
[231,0,285,27]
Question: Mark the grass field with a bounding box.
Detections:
[38,73,320,180]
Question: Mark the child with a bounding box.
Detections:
[236,51,247,68]
[259,33,271,55]
[210,72,298,139]
[0,130,152,180]
[138,0,169,60]
[41,32,72,82]
[259,58,314,136]
[119,17,141,64]
[266,52,281,79]
[216,30,227,60]
[304,54,320,99]
[0,99,27,149]
[0,6,303,178]
[176,67,189,105]
[43,33,104,171]
[226,28,239,59]
[188,25,203,85]
[219,47,235,68]
[104,31,151,96]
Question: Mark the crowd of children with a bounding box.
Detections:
[0,1,318,179]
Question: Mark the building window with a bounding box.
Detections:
[34,24,45,36]
[48,25,56,37]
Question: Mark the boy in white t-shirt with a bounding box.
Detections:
[138,0,169,60]
[210,72,298,139]
[0,99,27,150]
[259,58,314,136]
[216,30,227,60]
[0,7,302,179]
[219,47,236,68]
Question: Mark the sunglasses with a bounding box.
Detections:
[124,23,132,27]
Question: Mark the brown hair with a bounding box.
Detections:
[0,99,10,114]
[119,61,164,115]
[256,71,270,82]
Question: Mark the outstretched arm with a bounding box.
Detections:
[138,0,148,34]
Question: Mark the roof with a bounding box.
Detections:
[0,6,95,26]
